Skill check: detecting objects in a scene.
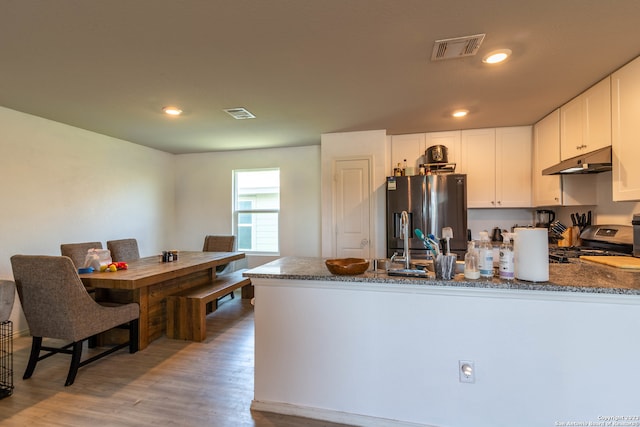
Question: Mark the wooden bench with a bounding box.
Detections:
[165,269,253,342]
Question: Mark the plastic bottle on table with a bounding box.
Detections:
[478,231,494,278]
[464,241,480,279]
[499,232,515,280]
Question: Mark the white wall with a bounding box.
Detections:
[320,130,389,259]
[0,107,175,332]
[174,145,321,267]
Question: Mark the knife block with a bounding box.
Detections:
[557,228,573,247]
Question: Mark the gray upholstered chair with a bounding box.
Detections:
[61,241,103,294]
[107,238,140,262]
[60,241,103,269]
[10,255,140,386]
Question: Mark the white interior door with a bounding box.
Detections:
[334,158,372,259]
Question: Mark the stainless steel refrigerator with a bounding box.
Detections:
[386,174,467,259]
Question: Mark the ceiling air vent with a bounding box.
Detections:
[223,107,256,120]
[431,34,485,61]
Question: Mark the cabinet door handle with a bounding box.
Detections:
[497,201,502,205]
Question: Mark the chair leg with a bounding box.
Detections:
[23,336,42,380]
[216,291,234,307]
[129,319,139,354]
[88,335,98,348]
[65,341,83,386]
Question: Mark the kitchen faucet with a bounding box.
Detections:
[387,211,428,278]
[391,211,411,269]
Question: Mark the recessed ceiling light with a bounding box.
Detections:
[452,109,469,118]
[162,106,183,116]
[482,49,512,64]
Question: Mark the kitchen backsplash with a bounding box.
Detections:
[551,172,639,229]
[467,173,640,240]
[593,172,640,225]
[467,208,535,241]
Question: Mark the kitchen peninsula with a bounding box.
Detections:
[247,257,640,427]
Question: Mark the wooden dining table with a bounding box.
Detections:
[79,251,245,350]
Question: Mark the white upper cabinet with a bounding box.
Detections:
[425,130,461,166]
[460,127,532,208]
[390,131,461,175]
[496,127,532,208]
[460,129,496,208]
[533,110,562,206]
[612,56,640,201]
[533,109,597,207]
[390,133,425,174]
[560,76,611,160]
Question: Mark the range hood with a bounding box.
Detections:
[542,146,612,175]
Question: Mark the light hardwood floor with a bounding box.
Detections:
[0,292,353,427]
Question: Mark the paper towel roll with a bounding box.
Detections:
[514,228,549,282]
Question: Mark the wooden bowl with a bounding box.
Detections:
[325,258,369,275]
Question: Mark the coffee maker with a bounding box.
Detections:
[535,209,555,228]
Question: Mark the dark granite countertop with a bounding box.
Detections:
[244,256,640,295]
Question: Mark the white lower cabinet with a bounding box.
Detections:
[612,55,640,201]
[460,126,532,208]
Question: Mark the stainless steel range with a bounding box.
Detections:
[549,224,634,263]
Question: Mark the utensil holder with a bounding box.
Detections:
[435,254,457,280]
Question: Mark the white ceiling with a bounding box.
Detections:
[2,0,640,154]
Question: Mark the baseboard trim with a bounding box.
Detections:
[251,399,435,427]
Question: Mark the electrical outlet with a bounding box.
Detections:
[459,360,475,383]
